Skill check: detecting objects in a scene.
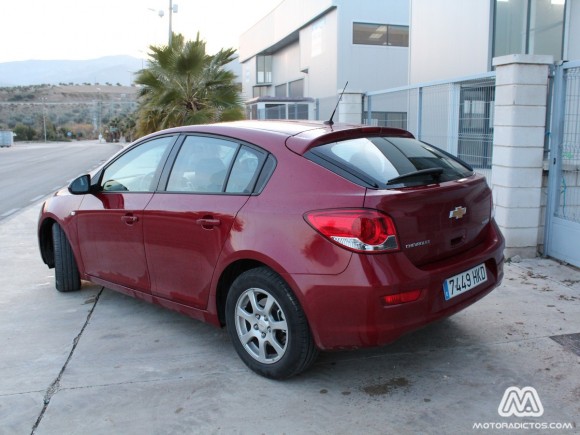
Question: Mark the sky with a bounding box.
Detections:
[0,0,281,63]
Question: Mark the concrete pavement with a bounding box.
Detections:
[0,202,578,434]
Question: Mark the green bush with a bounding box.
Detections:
[13,124,36,141]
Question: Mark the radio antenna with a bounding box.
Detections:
[324,81,348,126]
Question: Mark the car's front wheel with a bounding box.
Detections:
[52,224,81,292]
[225,267,318,379]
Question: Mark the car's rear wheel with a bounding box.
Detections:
[225,267,318,379]
[52,224,81,292]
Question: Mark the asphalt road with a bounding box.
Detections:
[0,140,121,221]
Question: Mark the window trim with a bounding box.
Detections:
[159,133,274,196]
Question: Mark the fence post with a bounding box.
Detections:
[366,95,373,125]
[491,54,553,259]
[417,87,423,140]
[337,92,364,124]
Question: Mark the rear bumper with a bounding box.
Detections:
[288,221,505,350]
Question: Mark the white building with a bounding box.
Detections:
[239,0,409,121]
[239,0,580,264]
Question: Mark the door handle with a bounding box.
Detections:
[121,214,139,225]
[196,217,221,229]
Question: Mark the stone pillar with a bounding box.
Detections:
[337,92,363,124]
[491,54,553,259]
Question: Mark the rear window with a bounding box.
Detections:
[307,137,474,188]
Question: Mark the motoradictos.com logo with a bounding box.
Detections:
[472,387,574,431]
[498,386,543,417]
[473,422,574,430]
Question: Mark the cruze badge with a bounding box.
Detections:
[449,206,467,220]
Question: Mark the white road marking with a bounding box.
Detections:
[30,195,46,202]
[1,208,19,218]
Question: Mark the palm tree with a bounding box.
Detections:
[135,33,244,137]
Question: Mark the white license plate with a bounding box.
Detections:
[443,264,487,301]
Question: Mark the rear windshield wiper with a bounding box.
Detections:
[386,168,444,185]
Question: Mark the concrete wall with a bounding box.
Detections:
[409,0,492,83]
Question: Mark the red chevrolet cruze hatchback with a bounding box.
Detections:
[38,121,504,378]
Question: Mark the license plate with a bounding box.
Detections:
[443,264,487,301]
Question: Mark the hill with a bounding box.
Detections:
[0,56,143,87]
[0,84,140,141]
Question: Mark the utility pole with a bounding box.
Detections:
[168,1,178,45]
[169,0,173,45]
[97,88,102,143]
[42,97,47,143]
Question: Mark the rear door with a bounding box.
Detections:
[364,177,491,266]
[308,136,491,266]
[143,135,267,308]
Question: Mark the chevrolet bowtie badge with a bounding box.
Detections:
[449,206,467,219]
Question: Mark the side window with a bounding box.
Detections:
[101,136,174,192]
[167,136,238,193]
[226,146,264,193]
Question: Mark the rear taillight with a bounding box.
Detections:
[304,209,399,253]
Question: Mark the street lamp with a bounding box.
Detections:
[149,1,178,45]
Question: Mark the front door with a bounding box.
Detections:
[77,136,175,292]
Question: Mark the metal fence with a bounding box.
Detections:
[365,73,496,181]
[544,60,580,267]
[559,65,580,223]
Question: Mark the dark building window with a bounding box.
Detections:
[289,79,304,98]
[256,55,272,84]
[275,84,287,97]
[253,86,269,98]
[494,0,565,61]
[353,22,409,47]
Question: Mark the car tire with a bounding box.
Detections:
[225,267,318,379]
[52,224,81,292]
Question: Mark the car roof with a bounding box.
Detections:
[149,120,415,155]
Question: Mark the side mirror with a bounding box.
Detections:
[68,174,91,195]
